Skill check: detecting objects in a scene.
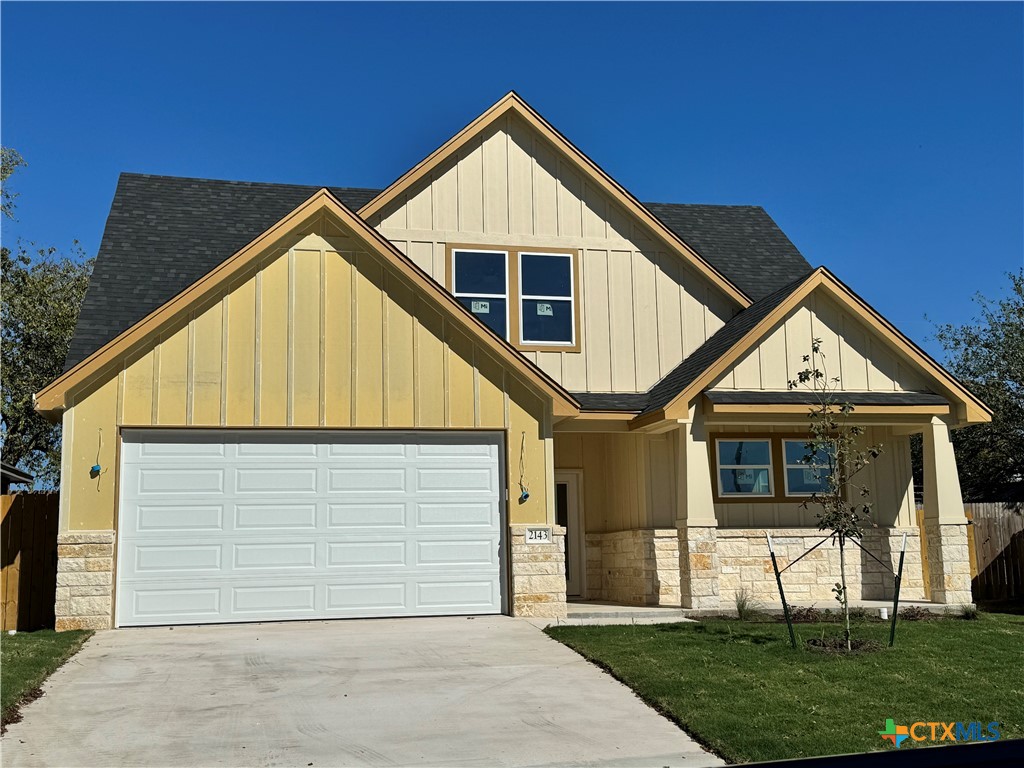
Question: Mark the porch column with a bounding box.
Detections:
[921,417,972,605]
[676,404,720,609]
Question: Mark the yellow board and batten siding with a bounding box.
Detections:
[63,229,551,532]
[712,291,930,393]
[373,116,739,394]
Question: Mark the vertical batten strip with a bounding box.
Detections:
[116,369,125,428]
[349,256,358,426]
[220,295,229,426]
[412,295,421,427]
[151,343,161,425]
[442,318,450,427]
[186,314,195,426]
[382,270,390,427]
[253,269,262,426]
[319,249,327,427]
[287,249,296,427]
[472,345,480,427]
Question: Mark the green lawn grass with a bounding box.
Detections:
[1,630,92,727]
[546,613,1023,764]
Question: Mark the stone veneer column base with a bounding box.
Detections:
[583,530,679,606]
[56,531,115,631]
[923,520,972,605]
[509,525,567,618]
[679,526,719,609]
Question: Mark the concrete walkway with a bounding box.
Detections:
[1,616,722,768]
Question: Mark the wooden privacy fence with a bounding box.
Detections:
[916,502,1024,603]
[1,493,60,631]
[966,502,1024,602]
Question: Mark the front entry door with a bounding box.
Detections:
[555,472,583,597]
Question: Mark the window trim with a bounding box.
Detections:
[518,250,576,347]
[714,437,775,499]
[781,438,834,498]
[709,433,836,504]
[450,248,511,341]
[446,243,581,352]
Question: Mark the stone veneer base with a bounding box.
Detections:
[55,531,115,631]
[509,525,567,618]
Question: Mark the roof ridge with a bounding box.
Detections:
[118,172,382,194]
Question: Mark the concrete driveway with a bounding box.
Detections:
[2,616,722,768]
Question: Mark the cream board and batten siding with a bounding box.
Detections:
[61,229,552,534]
[369,115,737,393]
[554,432,677,533]
[708,425,917,529]
[711,291,931,393]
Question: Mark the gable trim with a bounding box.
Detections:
[630,267,991,428]
[35,190,580,417]
[357,91,751,308]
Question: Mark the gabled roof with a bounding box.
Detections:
[359,91,752,307]
[36,189,580,417]
[643,204,812,301]
[64,174,811,370]
[630,267,992,427]
[64,174,378,370]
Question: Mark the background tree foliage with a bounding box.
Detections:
[1,148,93,487]
[916,270,1024,502]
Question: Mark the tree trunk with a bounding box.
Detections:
[839,535,851,652]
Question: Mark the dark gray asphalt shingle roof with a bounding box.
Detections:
[638,275,811,414]
[65,173,813,373]
[703,391,950,406]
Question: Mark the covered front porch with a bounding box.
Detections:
[552,398,974,612]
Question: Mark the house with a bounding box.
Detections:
[1,461,34,494]
[36,93,985,630]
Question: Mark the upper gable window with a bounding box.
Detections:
[519,252,575,346]
[448,245,580,351]
[452,249,509,340]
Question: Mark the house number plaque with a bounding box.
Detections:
[525,526,552,544]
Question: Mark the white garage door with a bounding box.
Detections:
[116,430,505,627]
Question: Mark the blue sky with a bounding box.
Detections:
[2,2,1021,359]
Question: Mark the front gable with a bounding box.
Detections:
[646,268,990,425]
[713,289,930,394]
[367,97,741,393]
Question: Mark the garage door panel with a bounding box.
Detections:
[233,541,318,570]
[234,503,318,530]
[327,503,407,528]
[235,467,318,494]
[326,582,407,613]
[135,441,226,458]
[236,441,318,458]
[415,539,497,566]
[416,502,495,528]
[117,430,505,626]
[328,468,408,493]
[132,543,223,573]
[416,467,495,493]
[416,580,498,609]
[137,468,225,495]
[326,540,407,568]
[129,505,225,534]
[130,586,222,622]
[327,441,407,458]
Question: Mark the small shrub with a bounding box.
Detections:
[899,605,935,621]
[958,603,979,620]
[789,605,822,623]
[734,588,762,621]
[848,606,869,622]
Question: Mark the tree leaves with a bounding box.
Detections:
[930,270,1024,501]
